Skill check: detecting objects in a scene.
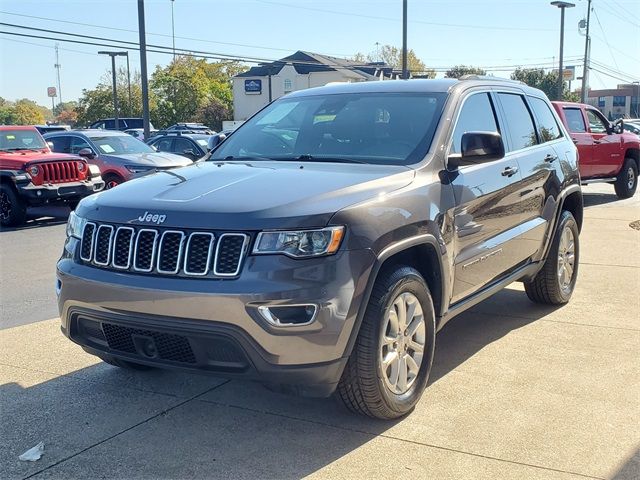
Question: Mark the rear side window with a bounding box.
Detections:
[563,108,587,133]
[497,93,537,152]
[174,137,195,153]
[451,93,499,154]
[48,135,71,153]
[528,97,562,143]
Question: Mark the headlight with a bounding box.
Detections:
[29,165,39,176]
[125,165,155,174]
[66,210,87,239]
[77,162,85,172]
[253,226,345,258]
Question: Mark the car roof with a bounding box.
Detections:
[0,125,39,131]
[152,133,212,140]
[43,129,129,138]
[285,77,545,98]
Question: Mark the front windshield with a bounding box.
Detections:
[211,92,447,165]
[89,134,155,155]
[0,129,47,151]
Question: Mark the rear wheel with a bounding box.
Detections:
[103,174,124,190]
[524,211,579,305]
[337,265,436,419]
[0,183,27,227]
[614,158,638,199]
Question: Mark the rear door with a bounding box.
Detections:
[585,108,622,177]
[448,91,526,304]
[561,106,592,177]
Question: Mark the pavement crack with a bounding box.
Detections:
[195,397,604,480]
[21,379,231,480]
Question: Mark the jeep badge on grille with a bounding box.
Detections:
[137,211,166,225]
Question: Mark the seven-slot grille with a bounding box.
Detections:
[39,161,83,184]
[80,222,248,277]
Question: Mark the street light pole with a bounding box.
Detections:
[551,1,575,101]
[138,0,151,139]
[98,51,128,130]
[171,0,176,62]
[125,52,132,116]
[402,0,408,79]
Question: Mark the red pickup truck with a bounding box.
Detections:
[0,126,105,227]
[552,101,639,198]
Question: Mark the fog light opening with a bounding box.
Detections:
[258,304,318,326]
[55,278,62,296]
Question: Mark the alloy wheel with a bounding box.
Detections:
[628,167,635,190]
[379,292,426,395]
[557,226,576,294]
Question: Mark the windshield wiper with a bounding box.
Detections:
[277,154,368,164]
[209,155,273,162]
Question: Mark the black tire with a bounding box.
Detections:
[101,356,155,371]
[337,265,436,420]
[0,183,27,227]
[614,158,638,199]
[103,174,124,190]
[524,211,579,305]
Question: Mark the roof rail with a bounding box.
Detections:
[459,75,525,85]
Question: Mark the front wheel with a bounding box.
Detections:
[103,174,124,190]
[524,211,579,305]
[0,183,27,227]
[337,265,436,419]
[614,158,638,199]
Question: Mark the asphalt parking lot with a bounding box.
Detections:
[0,184,638,479]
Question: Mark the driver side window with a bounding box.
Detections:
[586,110,608,134]
[451,93,499,154]
[70,136,91,154]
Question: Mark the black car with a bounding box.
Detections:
[89,118,155,132]
[147,132,213,161]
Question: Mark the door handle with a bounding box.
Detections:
[544,154,558,163]
[501,166,519,177]
[593,140,602,144]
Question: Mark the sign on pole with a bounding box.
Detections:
[47,86,57,98]
[563,66,575,81]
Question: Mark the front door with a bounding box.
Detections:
[561,106,593,177]
[447,91,525,304]
[585,108,622,177]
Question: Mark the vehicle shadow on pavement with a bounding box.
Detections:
[0,206,70,232]
[582,191,624,207]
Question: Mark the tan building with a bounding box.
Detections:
[232,51,394,121]
[586,83,640,120]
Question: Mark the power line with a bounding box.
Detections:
[608,0,640,23]
[255,0,556,31]
[591,7,620,70]
[595,1,640,28]
[590,66,638,84]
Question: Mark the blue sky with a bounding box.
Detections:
[1,0,638,107]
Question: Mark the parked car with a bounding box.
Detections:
[44,130,191,189]
[58,78,583,419]
[89,118,155,132]
[0,126,103,226]
[622,122,640,137]
[552,102,639,198]
[149,123,216,138]
[34,124,71,135]
[124,128,158,142]
[147,132,213,161]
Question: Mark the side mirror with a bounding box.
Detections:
[448,131,505,168]
[612,118,624,134]
[77,147,96,159]
[207,133,227,151]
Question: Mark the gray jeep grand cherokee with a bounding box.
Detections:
[57,78,583,419]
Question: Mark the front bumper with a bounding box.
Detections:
[57,247,375,395]
[17,178,104,204]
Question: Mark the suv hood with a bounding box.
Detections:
[101,151,192,167]
[78,160,415,229]
[0,150,82,170]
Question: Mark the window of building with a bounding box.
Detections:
[563,108,587,133]
[450,93,499,155]
[613,96,626,107]
[598,97,605,108]
[497,93,538,152]
[284,79,292,94]
[528,97,562,143]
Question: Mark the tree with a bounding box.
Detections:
[12,99,46,124]
[510,67,575,101]
[353,45,435,78]
[150,56,242,127]
[194,98,230,131]
[0,97,17,124]
[445,65,487,79]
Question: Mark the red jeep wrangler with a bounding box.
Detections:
[0,126,105,227]
[552,101,639,198]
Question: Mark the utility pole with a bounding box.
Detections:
[138,0,151,139]
[99,51,122,130]
[580,0,592,103]
[402,0,408,79]
[54,44,62,108]
[171,0,176,62]
[125,52,132,116]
